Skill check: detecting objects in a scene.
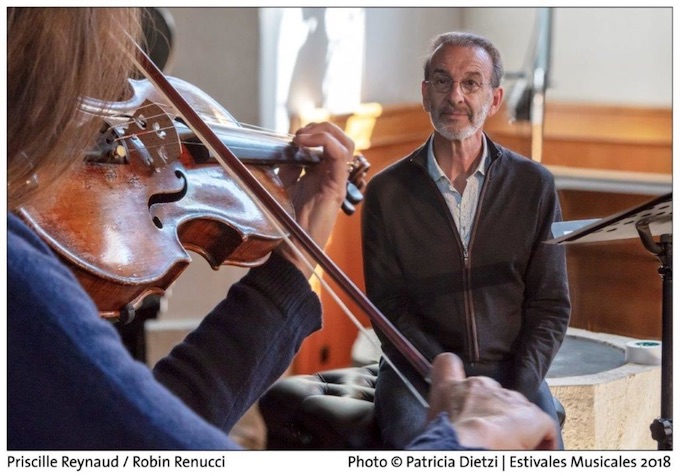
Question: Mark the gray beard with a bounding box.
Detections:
[431,99,491,141]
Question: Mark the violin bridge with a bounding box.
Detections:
[124,100,182,171]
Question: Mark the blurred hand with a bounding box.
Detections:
[428,353,558,450]
[276,122,354,277]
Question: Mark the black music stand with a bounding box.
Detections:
[548,192,672,450]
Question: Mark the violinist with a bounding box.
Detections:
[6,7,556,450]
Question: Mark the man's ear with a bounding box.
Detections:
[487,86,504,117]
[421,81,431,113]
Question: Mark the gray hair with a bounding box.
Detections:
[423,31,504,88]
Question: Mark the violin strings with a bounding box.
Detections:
[128,100,296,140]
[101,102,297,152]
[85,96,294,142]
[105,127,294,160]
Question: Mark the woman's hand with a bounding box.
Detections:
[275,122,354,277]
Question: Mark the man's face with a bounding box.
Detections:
[422,44,503,141]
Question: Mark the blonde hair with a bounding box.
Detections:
[7,7,142,209]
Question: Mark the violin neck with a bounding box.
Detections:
[177,122,322,167]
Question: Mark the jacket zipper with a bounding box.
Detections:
[461,247,477,363]
[465,153,499,364]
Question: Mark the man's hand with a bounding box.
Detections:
[428,353,558,450]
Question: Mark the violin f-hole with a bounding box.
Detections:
[148,169,188,228]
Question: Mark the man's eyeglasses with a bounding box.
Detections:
[424,75,490,95]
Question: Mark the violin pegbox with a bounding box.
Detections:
[341,154,371,215]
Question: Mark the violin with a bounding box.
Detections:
[19,44,432,382]
[19,76,367,320]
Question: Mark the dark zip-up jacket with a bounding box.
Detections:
[361,134,571,398]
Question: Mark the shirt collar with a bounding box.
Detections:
[426,135,489,183]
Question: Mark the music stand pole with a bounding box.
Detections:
[637,225,673,450]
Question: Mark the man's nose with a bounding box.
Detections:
[447,81,467,101]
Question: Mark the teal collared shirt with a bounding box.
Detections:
[426,137,488,250]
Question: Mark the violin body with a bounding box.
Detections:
[19,77,299,320]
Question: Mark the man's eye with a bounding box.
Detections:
[463,79,480,88]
